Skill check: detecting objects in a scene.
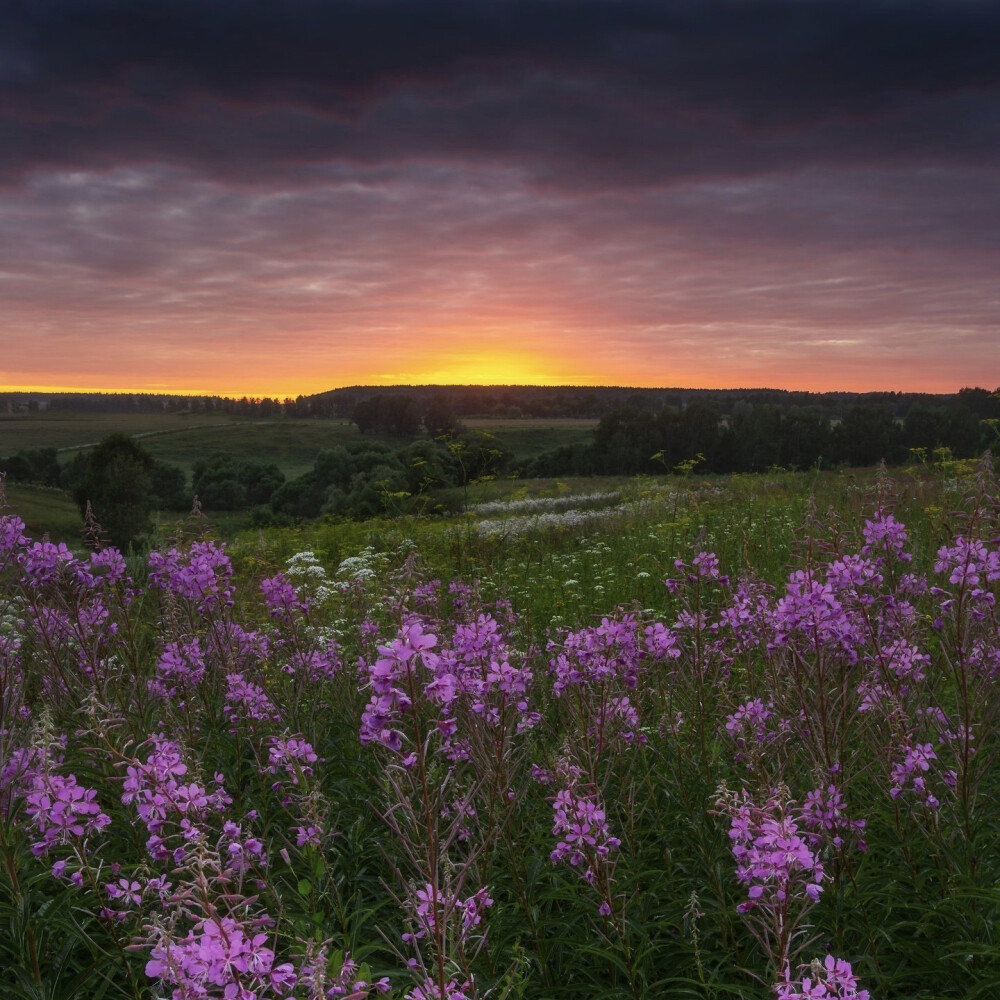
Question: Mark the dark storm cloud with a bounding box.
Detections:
[2,0,999,185]
[3,0,998,394]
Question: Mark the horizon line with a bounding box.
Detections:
[1,383,994,400]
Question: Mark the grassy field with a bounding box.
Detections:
[2,482,86,543]
[0,412,602,543]
[463,416,597,459]
[139,418,362,478]
[0,411,240,454]
[0,413,367,478]
[4,457,998,1000]
[1,412,596,477]
[229,464,958,633]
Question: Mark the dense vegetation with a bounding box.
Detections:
[2,387,998,549]
[4,383,999,424]
[2,459,1000,999]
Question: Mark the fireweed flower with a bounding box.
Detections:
[666,550,729,590]
[692,551,725,581]
[643,620,683,661]
[724,699,785,763]
[776,955,870,999]
[725,699,773,741]
[221,821,269,874]
[149,638,206,702]
[799,786,866,852]
[121,736,232,860]
[935,536,999,588]
[105,878,143,907]
[299,946,391,998]
[359,620,438,751]
[148,540,234,610]
[405,883,494,945]
[87,546,128,586]
[145,914,296,998]
[825,555,882,599]
[591,695,644,745]
[412,579,442,612]
[861,510,911,563]
[260,572,309,620]
[550,786,621,870]
[280,645,342,682]
[224,672,281,726]
[422,611,537,750]
[770,572,862,661]
[23,768,111,857]
[710,578,774,658]
[266,735,318,785]
[0,745,43,816]
[0,512,28,560]
[549,614,648,695]
[405,977,473,1000]
[20,540,77,587]
[889,742,940,808]
[719,790,825,914]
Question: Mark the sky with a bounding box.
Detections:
[2,0,999,397]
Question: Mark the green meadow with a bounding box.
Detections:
[226,463,958,633]
[3,449,998,1000]
[0,412,602,543]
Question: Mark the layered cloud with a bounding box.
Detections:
[2,0,998,393]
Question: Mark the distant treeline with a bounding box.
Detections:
[339,386,1000,476]
[4,384,1000,423]
[531,398,1000,477]
[3,387,999,546]
[0,435,509,547]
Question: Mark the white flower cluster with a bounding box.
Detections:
[285,550,340,604]
[469,490,621,517]
[335,545,390,584]
[473,501,642,538]
[1,597,26,637]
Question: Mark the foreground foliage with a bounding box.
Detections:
[2,462,999,999]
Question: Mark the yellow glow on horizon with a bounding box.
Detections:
[1,350,979,399]
[374,347,600,388]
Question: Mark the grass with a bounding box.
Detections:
[3,483,85,544]
[0,411,599,480]
[139,418,364,478]
[463,417,597,460]
[0,413,604,545]
[228,465,958,635]
[0,411,240,453]
[3,456,998,999]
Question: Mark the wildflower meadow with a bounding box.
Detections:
[2,459,1000,999]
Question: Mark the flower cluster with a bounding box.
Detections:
[405,882,494,945]
[721,789,825,915]
[550,786,620,869]
[121,736,232,861]
[148,540,234,610]
[24,767,111,856]
[776,955,870,999]
[146,914,296,999]
[266,734,319,788]
[359,619,442,751]
[149,638,206,702]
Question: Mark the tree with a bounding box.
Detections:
[1,447,62,486]
[424,395,463,439]
[351,394,421,437]
[151,460,190,511]
[191,455,285,509]
[832,406,903,467]
[73,434,156,551]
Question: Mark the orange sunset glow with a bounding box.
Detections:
[2,2,997,397]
